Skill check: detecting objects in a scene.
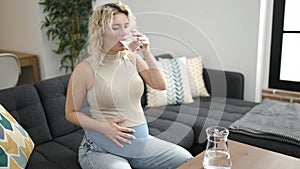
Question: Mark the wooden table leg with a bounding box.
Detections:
[30,56,40,82]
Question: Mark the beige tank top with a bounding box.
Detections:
[85,53,146,127]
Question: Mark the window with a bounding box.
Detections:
[269,0,300,92]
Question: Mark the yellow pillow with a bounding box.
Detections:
[186,57,210,97]
[0,104,34,169]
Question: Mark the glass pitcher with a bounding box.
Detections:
[203,126,232,169]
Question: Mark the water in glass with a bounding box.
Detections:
[120,36,142,52]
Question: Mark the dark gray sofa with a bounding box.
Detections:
[0,68,298,169]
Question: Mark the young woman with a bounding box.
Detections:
[65,1,193,168]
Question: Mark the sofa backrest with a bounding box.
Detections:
[153,54,245,100]
[140,52,245,105]
[35,74,82,139]
[203,68,244,100]
[0,64,244,145]
[0,84,52,145]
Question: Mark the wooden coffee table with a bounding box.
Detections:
[178,140,300,169]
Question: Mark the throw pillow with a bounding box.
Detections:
[146,57,194,107]
[0,104,34,169]
[186,57,210,97]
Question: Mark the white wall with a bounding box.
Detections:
[0,0,64,81]
[0,0,274,102]
[0,0,42,54]
[117,0,263,101]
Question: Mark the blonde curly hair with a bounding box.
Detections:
[88,1,135,64]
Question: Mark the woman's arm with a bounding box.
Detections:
[137,50,166,90]
[65,61,135,147]
[133,32,167,90]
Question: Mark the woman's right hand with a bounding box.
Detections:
[100,118,136,148]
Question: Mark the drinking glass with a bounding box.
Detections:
[203,126,232,169]
[120,30,143,52]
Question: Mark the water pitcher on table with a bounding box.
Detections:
[203,126,232,169]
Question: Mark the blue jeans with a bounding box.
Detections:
[78,135,193,169]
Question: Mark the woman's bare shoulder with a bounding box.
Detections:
[73,61,93,74]
[72,61,94,89]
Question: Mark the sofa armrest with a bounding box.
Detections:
[203,68,244,100]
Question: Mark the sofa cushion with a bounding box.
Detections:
[145,115,194,149]
[0,104,35,169]
[53,129,84,152]
[27,142,81,169]
[35,74,81,139]
[192,97,258,144]
[144,97,257,147]
[26,129,84,169]
[144,105,195,149]
[144,104,198,129]
[146,57,194,107]
[0,85,52,145]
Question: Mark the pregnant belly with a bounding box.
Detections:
[86,123,150,157]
